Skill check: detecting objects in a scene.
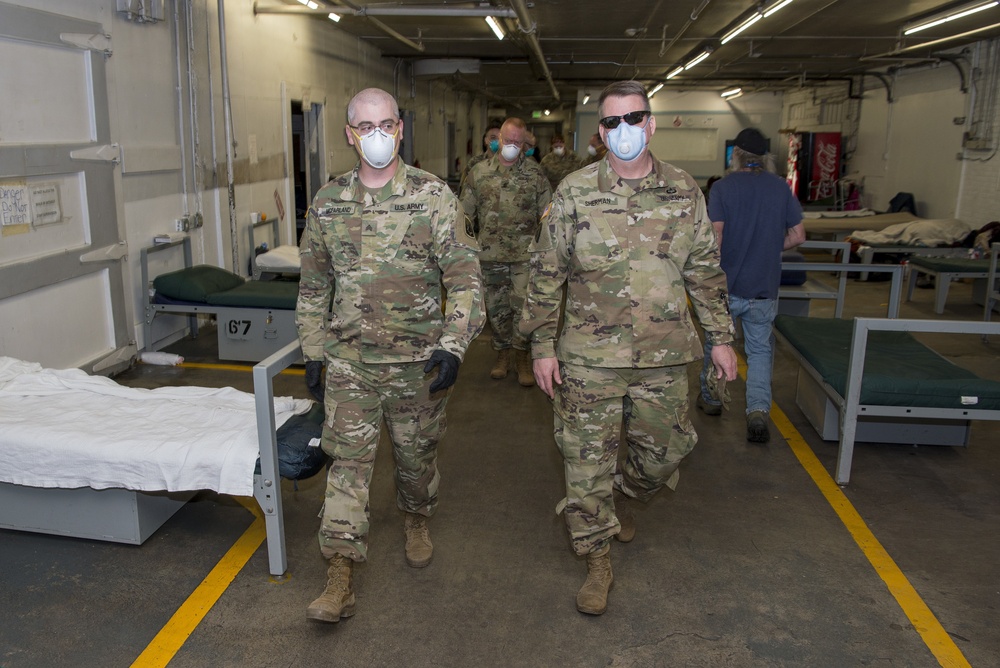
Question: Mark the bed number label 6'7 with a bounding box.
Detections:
[226,319,253,339]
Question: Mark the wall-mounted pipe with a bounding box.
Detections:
[217,0,240,273]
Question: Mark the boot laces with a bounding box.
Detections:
[587,553,612,581]
[406,515,430,543]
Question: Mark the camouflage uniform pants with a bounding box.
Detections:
[318,357,448,562]
[554,362,697,555]
[481,260,530,352]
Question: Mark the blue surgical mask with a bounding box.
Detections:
[607,120,647,162]
[488,139,500,153]
[525,147,536,157]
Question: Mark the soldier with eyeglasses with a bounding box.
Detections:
[520,80,737,616]
[297,87,485,624]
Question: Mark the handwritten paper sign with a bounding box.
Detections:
[1,181,31,236]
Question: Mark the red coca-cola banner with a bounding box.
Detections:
[810,133,841,201]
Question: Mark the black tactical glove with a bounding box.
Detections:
[305,360,325,402]
[423,350,460,393]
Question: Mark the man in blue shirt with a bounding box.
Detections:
[697,128,805,443]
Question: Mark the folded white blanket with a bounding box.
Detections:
[0,357,311,496]
[255,244,302,272]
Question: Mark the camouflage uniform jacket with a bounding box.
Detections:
[522,153,735,368]
[540,150,580,191]
[296,161,485,365]
[458,151,490,192]
[459,154,552,263]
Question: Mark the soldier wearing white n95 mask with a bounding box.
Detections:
[297,87,485,624]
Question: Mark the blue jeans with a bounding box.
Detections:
[700,295,778,415]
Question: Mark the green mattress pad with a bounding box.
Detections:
[153,265,245,303]
[907,256,990,273]
[205,280,299,309]
[774,315,1000,410]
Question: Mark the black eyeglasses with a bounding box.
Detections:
[599,110,650,130]
[350,119,399,135]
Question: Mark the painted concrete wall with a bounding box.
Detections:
[2,0,489,360]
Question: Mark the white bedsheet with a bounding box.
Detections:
[255,244,301,272]
[0,357,311,496]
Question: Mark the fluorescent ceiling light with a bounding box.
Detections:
[721,87,742,98]
[485,15,505,40]
[306,0,319,9]
[328,12,341,22]
[684,49,712,70]
[647,83,664,98]
[544,109,551,116]
[721,13,762,44]
[582,93,590,104]
[763,0,795,18]
[666,66,684,79]
[903,0,998,35]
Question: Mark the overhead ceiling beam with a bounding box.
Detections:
[507,0,561,102]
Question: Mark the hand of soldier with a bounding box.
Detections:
[305,360,325,402]
[424,350,460,393]
[710,344,738,382]
[533,356,561,399]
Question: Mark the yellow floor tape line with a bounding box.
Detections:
[178,361,304,375]
[133,356,968,667]
[732,355,969,668]
[130,499,265,668]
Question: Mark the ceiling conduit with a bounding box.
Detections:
[507,0,561,102]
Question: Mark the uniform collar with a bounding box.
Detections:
[597,150,668,195]
[488,152,523,171]
[339,159,412,204]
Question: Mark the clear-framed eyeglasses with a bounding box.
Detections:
[351,119,399,135]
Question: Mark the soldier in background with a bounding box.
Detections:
[460,117,551,387]
[581,132,606,166]
[521,81,737,616]
[459,119,503,191]
[524,131,541,162]
[539,134,579,191]
[297,87,485,623]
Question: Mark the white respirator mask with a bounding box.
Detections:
[553,146,565,157]
[587,144,598,156]
[606,121,647,162]
[354,127,398,169]
[500,143,521,162]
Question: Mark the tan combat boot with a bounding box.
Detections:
[576,544,613,615]
[614,491,635,543]
[306,554,356,622]
[404,512,433,568]
[490,349,510,379]
[515,349,535,387]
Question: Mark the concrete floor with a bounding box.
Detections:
[2,275,999,667]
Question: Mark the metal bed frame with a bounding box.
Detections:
[777,240,852,318]
[0,340,301,576]
[141,237,300,363]
[778,317,1000,485]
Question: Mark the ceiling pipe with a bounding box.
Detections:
[253,2,515,18]
[507,0,561,102]
[253,1,425,52]
[355,7,517,18]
